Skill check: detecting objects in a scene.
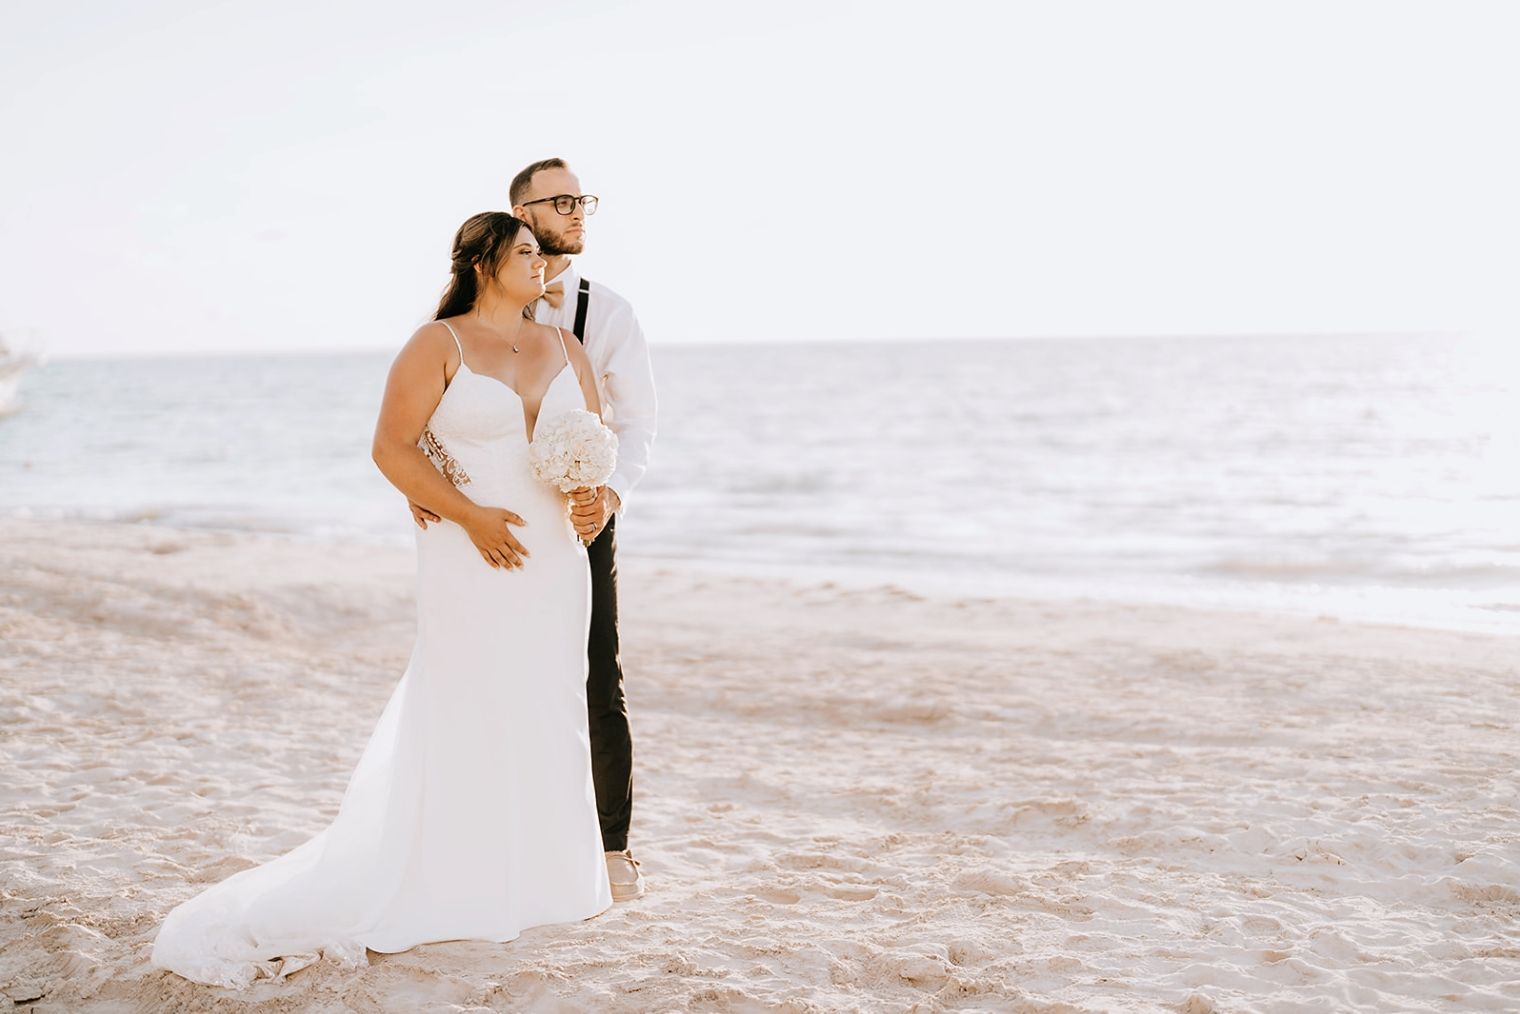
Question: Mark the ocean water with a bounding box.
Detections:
[2,334,1517,632]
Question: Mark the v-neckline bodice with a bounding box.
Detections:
[454,361,573,443]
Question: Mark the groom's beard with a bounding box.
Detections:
[535,224,584,257]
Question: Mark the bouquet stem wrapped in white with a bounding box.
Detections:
[528,409,619,544]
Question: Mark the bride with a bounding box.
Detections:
[151,212,614,988]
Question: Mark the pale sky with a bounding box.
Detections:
[1,0,1517,357]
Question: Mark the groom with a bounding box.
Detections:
[413,158,658,901]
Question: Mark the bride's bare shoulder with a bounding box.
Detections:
[402,320,460,352]
[388,321,460,378]
[410,318,459,343]
[526,319,562,340]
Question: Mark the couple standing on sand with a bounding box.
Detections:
[151,157,660,989]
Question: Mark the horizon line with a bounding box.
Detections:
[22,328,1464,363]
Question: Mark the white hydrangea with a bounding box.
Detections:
[528,409,619,492]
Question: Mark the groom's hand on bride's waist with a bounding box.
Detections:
[409,500,442,529]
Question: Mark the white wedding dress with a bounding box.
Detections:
[152,323,613,988]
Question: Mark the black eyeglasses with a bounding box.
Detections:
[521,194,599,216]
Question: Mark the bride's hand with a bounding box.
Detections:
[462,506,531,570]
[567,487,599,541]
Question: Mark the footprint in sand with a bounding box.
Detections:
[825,883,879,902]
[753,887,801,905]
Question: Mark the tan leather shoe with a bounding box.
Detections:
[605,849,645,902]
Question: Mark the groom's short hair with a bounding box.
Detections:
[511,158,571,206]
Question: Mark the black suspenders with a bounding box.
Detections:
[572,278,591,345]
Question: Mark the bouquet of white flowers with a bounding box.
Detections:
[528,407,619,494]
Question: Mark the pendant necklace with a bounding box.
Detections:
[474,312,525,353]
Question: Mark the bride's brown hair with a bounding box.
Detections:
[434,212,535,321]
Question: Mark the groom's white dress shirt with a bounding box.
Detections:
[532,261,657,517]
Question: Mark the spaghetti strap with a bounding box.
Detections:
[439,320,467,369]
[554,327,572,368]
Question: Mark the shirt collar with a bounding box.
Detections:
[543,259,579,292]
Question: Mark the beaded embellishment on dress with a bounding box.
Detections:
[420,428,471,487]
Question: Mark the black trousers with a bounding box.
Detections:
[585,515,633,852]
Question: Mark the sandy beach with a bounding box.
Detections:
[1,518,1516,1012]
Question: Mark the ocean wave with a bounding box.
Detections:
[6,338,1520,634]
[1202,555,1520,586]
[0,504,406,546]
